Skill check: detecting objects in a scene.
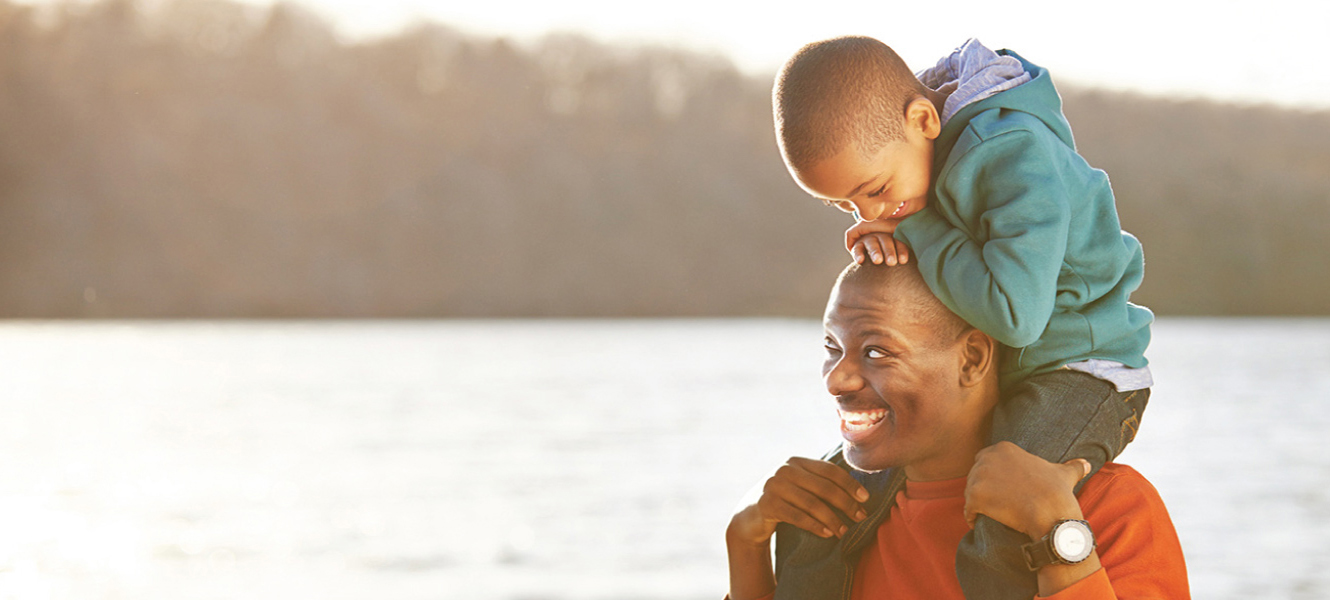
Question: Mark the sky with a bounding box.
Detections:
[15,0,1329,109]
[245,0,1328,109]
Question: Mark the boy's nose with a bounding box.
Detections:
[851,202,880,222]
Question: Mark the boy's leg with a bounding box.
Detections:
[955,370,1150,600]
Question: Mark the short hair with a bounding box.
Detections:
[773,36,930,172]
[833,261,971,346]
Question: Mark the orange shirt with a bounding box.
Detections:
[851,462,1189,599]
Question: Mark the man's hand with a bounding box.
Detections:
[963,442,1104,596]
[726,457,870,600]
[845,220,910,266]
[962,441,1089,540]
[728,457,870,547]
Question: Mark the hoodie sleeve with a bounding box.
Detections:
[894,128,1070,349]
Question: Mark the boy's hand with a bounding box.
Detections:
[727,457,870,548]
[846,219,910,266]
[962,441,1089,540]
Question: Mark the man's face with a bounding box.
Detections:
[793,132,933,223]
[821,278,985,480]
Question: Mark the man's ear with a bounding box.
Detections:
[958,328,996,388]
[904,97,942,141]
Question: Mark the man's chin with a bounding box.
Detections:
[844,445,895,474]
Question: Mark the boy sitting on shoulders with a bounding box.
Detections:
[770,37,1155,598]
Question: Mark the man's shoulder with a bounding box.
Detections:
[1077,462,1171,519]
[1082,462,1155,494]
[1077,465,1190,596]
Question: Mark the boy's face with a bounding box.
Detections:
[794,133,933,222]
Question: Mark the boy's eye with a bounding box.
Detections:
[866,184,887,198]
[821,198,856,214]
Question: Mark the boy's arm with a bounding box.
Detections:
[895,129,1070,349]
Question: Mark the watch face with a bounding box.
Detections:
[1052,520,1094,563]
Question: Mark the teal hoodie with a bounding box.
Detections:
[894,51,1153,390]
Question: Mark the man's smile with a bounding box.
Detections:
[839,407,889,430]
[837,404,893,441]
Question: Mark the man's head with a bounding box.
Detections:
[822,262,999,480]
[773,36,942,222]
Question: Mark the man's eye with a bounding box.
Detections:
[866,347,891,359]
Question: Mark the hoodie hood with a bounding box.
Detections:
[916,38,1031,125]
[931,47,1079,167]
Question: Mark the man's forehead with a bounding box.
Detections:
[826,260,952,332]
[824,295,917,338]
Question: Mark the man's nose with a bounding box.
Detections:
[825,356,865,396]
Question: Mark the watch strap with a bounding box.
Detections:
[1021,533,1058,571]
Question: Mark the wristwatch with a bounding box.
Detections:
[1021,519,1095,571]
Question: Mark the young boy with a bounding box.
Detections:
[770,37,1153,599]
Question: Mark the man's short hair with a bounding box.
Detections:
[834,261,972,347]
[773,36,929,172]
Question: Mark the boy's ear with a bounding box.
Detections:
[904,97,942,141]
[957,327,995,388]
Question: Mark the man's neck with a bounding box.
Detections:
[902,441,983,482]
[902,415,992,482]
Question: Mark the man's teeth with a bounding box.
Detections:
[839,408,889,431]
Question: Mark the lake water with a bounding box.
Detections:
[0,318,1327,599]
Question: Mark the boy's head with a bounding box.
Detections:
[773,36,943,222]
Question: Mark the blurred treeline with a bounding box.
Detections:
[0,0,1326,318]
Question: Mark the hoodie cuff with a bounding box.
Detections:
[894,205,953,252]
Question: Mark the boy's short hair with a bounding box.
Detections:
[774,36,929,171]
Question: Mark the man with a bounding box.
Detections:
[725,262,1187,599]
